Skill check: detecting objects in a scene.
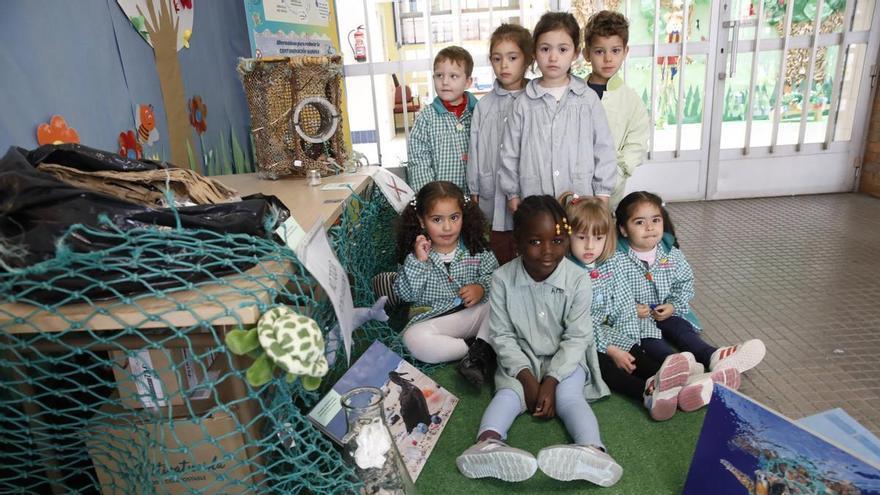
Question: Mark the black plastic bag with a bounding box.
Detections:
[23,142,166,173]
[0,145,289,303]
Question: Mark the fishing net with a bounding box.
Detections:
[0,183,406,494]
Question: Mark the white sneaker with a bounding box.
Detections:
[677,368,741,412]
[709,339,766,373]
[456,438,537,482]
[651,352,693,392]
[677,376,714,412]
[687,356,705,375]
[536,444,623,486]
[644,382,681,421]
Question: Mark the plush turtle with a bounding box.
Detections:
[225,306,328,390]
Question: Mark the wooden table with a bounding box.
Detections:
[213,167,379,231]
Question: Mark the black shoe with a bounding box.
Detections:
[457,338,497,387]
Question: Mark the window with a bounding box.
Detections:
[336,0,558,167]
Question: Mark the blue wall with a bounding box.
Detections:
[0,0,253,170]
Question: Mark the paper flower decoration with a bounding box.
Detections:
[118,130,143,160]
[129,15,150,42]
[188,95,207,134]
[36,115,80,145]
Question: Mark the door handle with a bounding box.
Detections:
[722,20,740,78]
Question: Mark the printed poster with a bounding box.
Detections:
[684,386,880,494]
[308,340,459,481]
[262,0,329,26]
[243,0,340,58]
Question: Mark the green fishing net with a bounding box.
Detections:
[0,184,406,494]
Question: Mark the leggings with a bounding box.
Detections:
[402,302,489,363]
[477,366,603,448]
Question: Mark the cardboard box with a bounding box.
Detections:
[86,404,255,495]
[110,348,218,409]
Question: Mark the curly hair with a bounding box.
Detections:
[395,181,489,263]
[533,12,581,53]
[615,191,679,248]
[513,195,569,242]
[559,192,617,263]
[490,23,534,68]
[584,10,630,48]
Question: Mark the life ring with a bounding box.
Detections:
[292,96,340,144]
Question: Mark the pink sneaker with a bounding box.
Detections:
[709,339,766,373]
[651,352,693,393]
[677,368,742,412]
[705,367,741,390]
[644,381,681,421]
[678,376,714,412]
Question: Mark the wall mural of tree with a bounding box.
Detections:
[116,0,195,168]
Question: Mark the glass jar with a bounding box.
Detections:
[341,387,415,495]
[307,169,322,186]
[342,157,359,174]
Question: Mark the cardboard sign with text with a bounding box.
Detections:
[110,348,217,409]
[86,404,255,495]
[295,220,355,364]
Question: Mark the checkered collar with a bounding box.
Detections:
[618,235,674,268]
[430,92,478,115]
[427,239,465,264]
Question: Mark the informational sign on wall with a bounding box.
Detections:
[243,0,340,58]
[262,0,329,26]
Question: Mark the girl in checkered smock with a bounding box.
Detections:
[561,193,698,421]
[615,191,766,408]
[394,181,499,388]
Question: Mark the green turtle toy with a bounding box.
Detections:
[225,306,329,390]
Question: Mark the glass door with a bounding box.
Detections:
[336,0,559,168]
[596,0,880,200]
[591,0,723,200]
[705,0,880,199]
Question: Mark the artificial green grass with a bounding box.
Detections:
[415,365,706,494]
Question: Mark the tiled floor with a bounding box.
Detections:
[667,193,880,435]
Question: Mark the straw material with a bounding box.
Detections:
[238,56,346,179]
